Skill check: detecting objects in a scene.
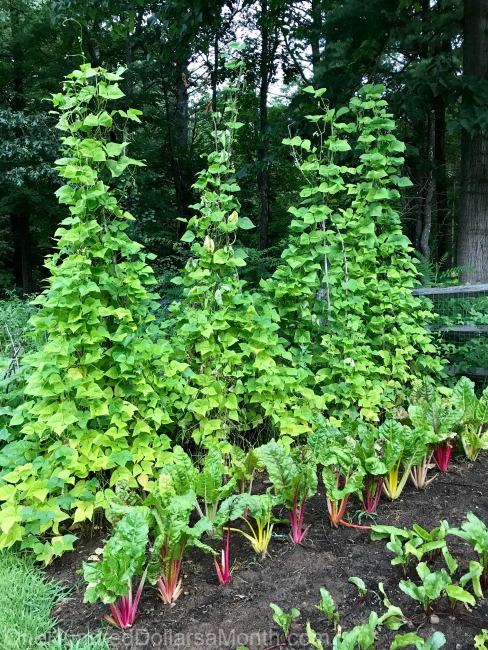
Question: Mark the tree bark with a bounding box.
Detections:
[310,0,323,79]
[434,94,451,266]
[457,0,488,282]
[433,0,452,267]
[257,0,271,251]
[418,112,436,261]
[163,62,194,241]
[8,0,33,294]
[10,213,33,294]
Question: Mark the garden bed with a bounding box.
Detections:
[47,456,488,650]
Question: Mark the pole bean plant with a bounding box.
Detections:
[0,64,177,563]
[262,84,443,423]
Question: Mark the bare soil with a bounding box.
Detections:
[47,456,488,650]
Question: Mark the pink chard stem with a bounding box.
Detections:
[157,539,186,605]
[215,522,232,584]
[433,441,453,472]
[288,489,310,544]
[361,476,383,514]
[107,569,147,629]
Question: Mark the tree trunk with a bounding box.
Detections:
[416,112,435,262]
[310,0,323,79]
[457,0,488,282]
[163,62,194,241]
[257,0,270,251]
[10,212,33,294]
[8,0,33,295]
[433,0,452,267]
[212,34,219,113]
[434,94,451,266]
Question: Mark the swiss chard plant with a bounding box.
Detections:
[354,421,387,514]
[230,491,276,559]
[372,522,456,576]
[474,629,488,649]
[309,425,364,528]
[316,586,339,628]
[331,608,410,650]
[409,386,461,476]
[349,576,368,599]
[452,377,488,461]
[194,444,237,523]
[378,419,424,500]
[258,440,317,544]
[211,491,259,585]
[449,512,488,588]
[0,64,174,563]
[390,632,446,650]
[82,507,151,629]
[213,521,232,585]
[269,603,300,641]
[399,562,475,612]
[229,445,259,497]
[147,464,213,605]
[459,560,484,600]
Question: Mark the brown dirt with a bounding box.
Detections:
[47,456,488,650]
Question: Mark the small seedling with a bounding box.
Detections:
[306,622,324,650]
[474,629,488,650]
[399,563,451,612]
[449,512,488,588]
[269,603,300,641]
[349,576,368,598]
[460,560,484,599]
[316,586,339,627]
[391,631,446,650]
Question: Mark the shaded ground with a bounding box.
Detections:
[47,456,488,650]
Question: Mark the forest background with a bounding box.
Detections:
[1,0,487,299]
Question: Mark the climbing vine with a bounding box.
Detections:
[0,64,177,562]
[167,56,322,448]
[262,84,443,421]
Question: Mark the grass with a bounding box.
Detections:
[44,633,111,650]
[0,551,110,650]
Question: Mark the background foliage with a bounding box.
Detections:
[1,0,486,297]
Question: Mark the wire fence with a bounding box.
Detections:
[413,284,488,386]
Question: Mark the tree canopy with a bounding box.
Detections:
[0,0,487,293]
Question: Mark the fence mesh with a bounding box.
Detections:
[413,284,488,388]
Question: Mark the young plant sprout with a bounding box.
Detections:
[316,586,339,628]
[270,603,300,641]
[450,512,488,588]
[348,576,368,598]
